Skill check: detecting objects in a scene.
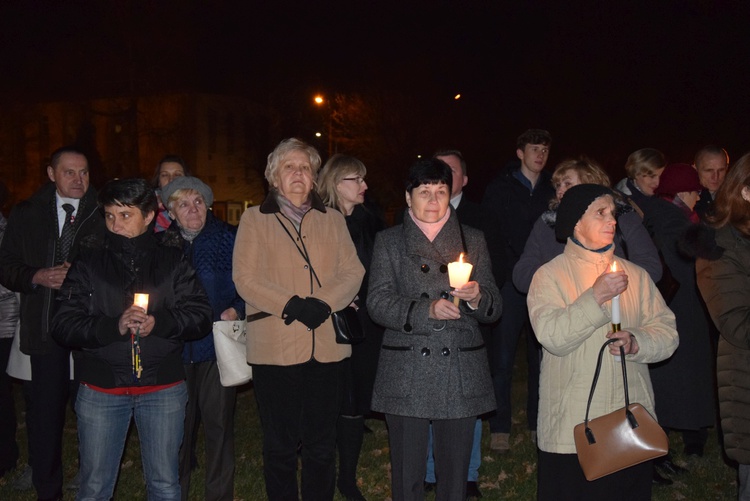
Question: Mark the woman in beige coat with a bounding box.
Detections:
[528,184,678,500]
[233,138,364,500]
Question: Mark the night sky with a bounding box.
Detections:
[2,1,748,196]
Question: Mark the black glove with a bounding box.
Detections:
[282,296,331,330]
[300,297,331,330]
[283,296,306,325]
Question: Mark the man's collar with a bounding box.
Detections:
[55,193,81,211]
[450,192,464,210]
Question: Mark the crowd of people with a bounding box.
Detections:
[0,131,745,500]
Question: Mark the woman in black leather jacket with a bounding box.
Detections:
[52,178,211,501]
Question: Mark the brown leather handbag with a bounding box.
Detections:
[573,339,668,481]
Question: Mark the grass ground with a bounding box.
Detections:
[0,333,738,499]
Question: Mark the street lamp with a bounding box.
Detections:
[313,94,333,157]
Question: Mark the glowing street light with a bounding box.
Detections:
[313,94,333,156]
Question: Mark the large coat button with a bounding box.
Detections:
[439,264,448,273]
[421,347,431,357]
[441,347,451,356]
[421,292,429,298]
[421,264,430,273]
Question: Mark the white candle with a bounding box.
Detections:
[610,261,620,325]
[448,253,473,305]
[134,293,149,311]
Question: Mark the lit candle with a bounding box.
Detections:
[448,253,473,306]
[134,293,149,311]
[610,262,621,328]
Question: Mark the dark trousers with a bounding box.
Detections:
[0,338,18,474]
[29,341,72,499]
[253,360,343,501]
[537,450,652,501]
[179,361,236,501]
[386,414,475,501]
[489,281,540,433]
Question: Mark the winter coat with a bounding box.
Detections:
[232,191,364,366]
[481,163,555,286]
[513,202,662,293]
[51,230,212,388]
[367,209,501,419]
[528,240,678,454]
[697,225,750,464]
[162,211,245,364]
[0,182,105,354]
[639,195,716,429]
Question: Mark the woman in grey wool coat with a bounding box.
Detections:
[367,158,501,501]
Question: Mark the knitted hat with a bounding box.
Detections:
[655,163,702,197]
[160,176,214,208]
[555,184,614,241]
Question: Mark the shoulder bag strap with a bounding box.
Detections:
[583,339,635,443]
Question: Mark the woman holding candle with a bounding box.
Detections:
[528,184,678,500]
[367,158,500,501]
[160,176,245,501]
[51,178,212,501]
[317,154,385,501]
[232,138,365,500]
[696,153,750,499]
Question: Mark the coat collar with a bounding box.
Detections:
[402,207,465,265]
[563,237,615,265]
[259,190,327,215]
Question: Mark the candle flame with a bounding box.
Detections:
[458,253,464,263]
[611,261,617,272]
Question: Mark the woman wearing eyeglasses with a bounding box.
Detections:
[317,154,385,501]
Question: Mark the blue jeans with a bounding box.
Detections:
[489,281,540,433]
[426,418,482,482]
[75,382,188,501]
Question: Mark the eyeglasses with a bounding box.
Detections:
[341,177,366,184]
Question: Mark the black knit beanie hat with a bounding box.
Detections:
[555,184,614,241]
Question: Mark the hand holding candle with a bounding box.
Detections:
[448,253,473,306]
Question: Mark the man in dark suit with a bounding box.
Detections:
[0,146,105,501]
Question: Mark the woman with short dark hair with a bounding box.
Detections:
[52,178,212,501]
[367,158,500,501]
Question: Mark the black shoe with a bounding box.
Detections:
[652,468,673,486]
[466,480,483,498]
[657,458,689,476]
[684,444,704,457]
[424,481,436,493]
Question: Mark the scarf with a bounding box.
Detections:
[276,191,312,229]
[409,207,450,242]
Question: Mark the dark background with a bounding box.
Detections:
[1,0,748,201]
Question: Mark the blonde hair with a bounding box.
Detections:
[264,138,322,188]
[552,157,611,189]
[317,154,367,212]
[624,148,666,179]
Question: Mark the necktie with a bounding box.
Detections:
[56,203,76,264]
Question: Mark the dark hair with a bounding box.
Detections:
[49,146,88,169]
[710,152,750,236]
[433,149,467,176]
[151,155,190,188]
[694,145,729,168]
[517,129,552,150]
[405,158,452,194]
[98,178,158,217]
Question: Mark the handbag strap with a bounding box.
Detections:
[583,339,637,444]
[274,214,323,290]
